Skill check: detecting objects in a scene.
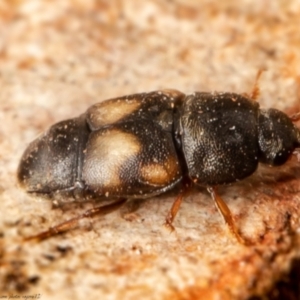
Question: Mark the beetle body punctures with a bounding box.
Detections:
[18,90,300,242]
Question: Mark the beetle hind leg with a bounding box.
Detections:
[23,198,127,242]
[165,177,192,231]
[207,187,247,245]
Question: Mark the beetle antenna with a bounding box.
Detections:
[249,68,266,101]
[23,198,127,242]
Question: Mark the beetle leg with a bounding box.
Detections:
[242,69,265,101]
[120,198,145,221]
[165,178,192,231]
[249,68,265,101]
[207,187,246,245]
[23,198,127,242]
[290,112,300,122]
[293,148,300,162]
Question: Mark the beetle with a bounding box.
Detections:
[17,88,300,243]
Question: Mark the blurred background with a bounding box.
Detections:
[1,1,300,299]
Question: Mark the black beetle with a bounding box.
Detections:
[18,89,300,243]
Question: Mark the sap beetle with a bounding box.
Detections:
[18,85,300,243]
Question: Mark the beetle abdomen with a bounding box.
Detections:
[17,115,89,196]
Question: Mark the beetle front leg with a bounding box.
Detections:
[207,187,246,245]
[165,177,192,231]
[23,198,127,242]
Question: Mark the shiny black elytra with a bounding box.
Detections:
[18,89,300,243]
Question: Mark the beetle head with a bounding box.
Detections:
[258,108,300,165]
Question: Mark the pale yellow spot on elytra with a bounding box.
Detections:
[83,129,141,189]
[141,156,180,186]
[87,99,140,129]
